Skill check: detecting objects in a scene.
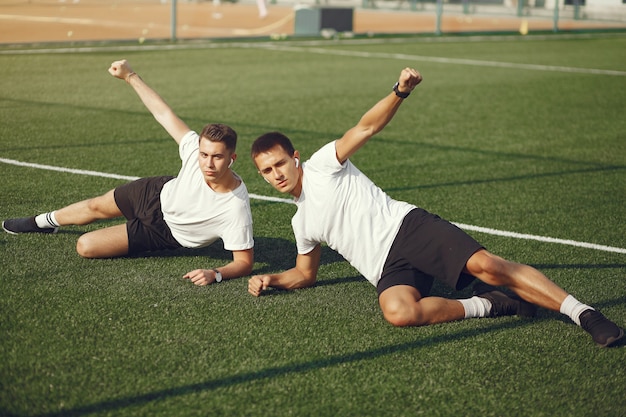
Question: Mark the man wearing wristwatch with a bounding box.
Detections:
[246,67,623,348]
[3,59,254,287]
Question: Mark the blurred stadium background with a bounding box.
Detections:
[1,0,626,44]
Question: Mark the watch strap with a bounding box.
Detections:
[393,82,410,99]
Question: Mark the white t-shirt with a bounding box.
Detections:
[160,131,254,251]
[292,141,415,286]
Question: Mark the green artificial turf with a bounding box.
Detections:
[1,34,625,416]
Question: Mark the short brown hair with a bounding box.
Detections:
[251,131,295,160]
[199,123,238,153]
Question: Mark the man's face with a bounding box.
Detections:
[197,139,234,184]
[254,145,301,197]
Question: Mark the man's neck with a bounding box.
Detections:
[207,172,240,193]
[291,171,303,199]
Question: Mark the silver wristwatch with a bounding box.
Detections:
[212,269,223,283]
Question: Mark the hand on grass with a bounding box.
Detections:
[183,269,214,286]
[248,275,270,297]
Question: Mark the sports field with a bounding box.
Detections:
[2,0,626,44]
[1,34,625,416]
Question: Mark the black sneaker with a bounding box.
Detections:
[473,282,537,318]
[2,216,58,234]
[579,309,624,348]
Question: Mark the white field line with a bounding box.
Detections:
[1,34,626,77]
[259,45,626,76]
[2,157,625,254]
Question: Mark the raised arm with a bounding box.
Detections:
[248,244,322,296]
[335,67,422,164]
[108,59,191,144]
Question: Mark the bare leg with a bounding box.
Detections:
[54,189,123,226]
[378,249,622,346]
[379,285,465,327]
[76,223,129,258]
[54,189,129,258]
[465,249,568,312]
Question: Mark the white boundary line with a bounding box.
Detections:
[2,157,625,254]
[453,223,626,254]
[2,37,625,76]
[260,45,626,76]
[0,158,141,182]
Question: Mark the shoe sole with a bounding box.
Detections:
[2,221,18,235]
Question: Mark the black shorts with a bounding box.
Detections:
[113,176,182,255]
[377,208,483,297]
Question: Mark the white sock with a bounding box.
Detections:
[460,296,492,319]
[559,294,593,326]
[35,212,60,229]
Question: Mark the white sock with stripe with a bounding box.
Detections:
[35,212,60,229]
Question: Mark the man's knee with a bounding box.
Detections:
[76,235,96,258]
[466,250,511,284]
[381,297,425,327]
[86,196,110,216]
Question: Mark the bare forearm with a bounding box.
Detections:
[126,73,177,128]
[184,260,253,286]
[184,247,253,286]
[215,259,254,280]
[248,267,315,297]
[335,93,403,163]
[108,60,189,142]
[357,69,422,134]
[335,68,421,163]
[268,267,316,290]
[358,92,404,136]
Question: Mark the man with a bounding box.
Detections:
[248,67,623,347]
[3,59,253,286]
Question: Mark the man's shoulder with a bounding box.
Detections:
[181,130,198,141]
[178,130,199,151]
[304,141,344,175]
